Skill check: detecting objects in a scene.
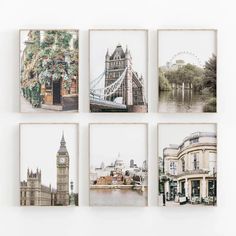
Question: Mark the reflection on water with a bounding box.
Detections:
[90,188,148,206]
[159,89,205,112]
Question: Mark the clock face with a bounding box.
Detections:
[59,157,65,164]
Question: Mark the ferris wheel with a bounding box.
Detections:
[169,51,203,68]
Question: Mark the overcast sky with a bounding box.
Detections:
[158,30,216,67]
[158,123,216,157]
[90,30,148,95]
[90,124,147,169]
[20,124,78,192]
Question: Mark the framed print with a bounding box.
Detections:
[20,30,79,112]
[20,123,79,206]
[89,123,148,206]
[158,29,217,113]
[158,123,217,207]
[89,29,148,113]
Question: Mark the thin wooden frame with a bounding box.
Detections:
[19,122,79,206]
[19,29,80,113]
[157,29,218,113]
[89,122,149,207]
[89,29,149,113]
[157,122,217,207]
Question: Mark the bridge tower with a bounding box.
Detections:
[124,47,133,105]
[105,44,133,105]
[89,44,148,112]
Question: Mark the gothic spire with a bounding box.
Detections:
[105,48,110,60]
[125,45,128,54]
[106,48,109,56]
[58,131,68,154]
[60,131,66,147]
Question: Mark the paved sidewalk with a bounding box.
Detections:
[20,96,76,113]
[158,196,206,207]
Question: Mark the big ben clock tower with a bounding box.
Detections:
[56,132,69,206]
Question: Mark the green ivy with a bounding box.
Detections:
[21,30,78,106]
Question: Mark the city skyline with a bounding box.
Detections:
[90,124,148,169]
[93,155,146,169]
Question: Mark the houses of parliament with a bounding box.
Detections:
[20,133,78,206]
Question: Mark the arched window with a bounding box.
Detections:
[114,54,120,60]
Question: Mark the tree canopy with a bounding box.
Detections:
[164,63,204,85]
[203,54,217,96]
[21,30,78,91]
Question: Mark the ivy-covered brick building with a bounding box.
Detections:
[20,30,79,111]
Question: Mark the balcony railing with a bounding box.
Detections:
[166,169,211,178]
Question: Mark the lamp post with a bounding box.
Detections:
[161,153,167,206]
[70,180,75,206]
[161,175,167,206]
[212,167,216,206]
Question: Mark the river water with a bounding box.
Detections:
[159,89,205,113]
[90,189,148,206]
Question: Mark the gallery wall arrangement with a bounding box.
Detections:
[17,28,217,207]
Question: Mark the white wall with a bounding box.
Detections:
[0,0,234,235]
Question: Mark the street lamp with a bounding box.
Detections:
[70,180,75,206]
[212,167,216,206]
[161,152,167,206]
[161,175,167,206]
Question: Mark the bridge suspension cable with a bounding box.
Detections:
[90,70,105,89]
[90,67,128,98]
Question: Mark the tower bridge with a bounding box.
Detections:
[90,44,147,112]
